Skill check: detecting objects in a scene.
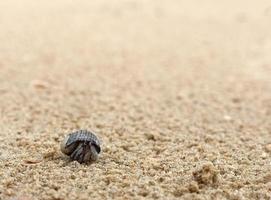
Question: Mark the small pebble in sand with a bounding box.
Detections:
[30,80,49,89]
[60,130,101,164]
[223,115,232,121]
[265,144,271,152]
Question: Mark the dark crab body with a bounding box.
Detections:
[61,130,101,163]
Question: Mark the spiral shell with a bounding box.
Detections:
[60,130,101,163]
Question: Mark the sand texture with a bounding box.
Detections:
[1,0,271,199]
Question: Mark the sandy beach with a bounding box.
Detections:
[1,0,271,199]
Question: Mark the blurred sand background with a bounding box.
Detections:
[1,0,271,199]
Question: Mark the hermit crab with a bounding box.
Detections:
[60,130,101,164]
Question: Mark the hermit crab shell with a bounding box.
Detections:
[60,130,101,163]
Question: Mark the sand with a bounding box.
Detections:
[1,0,271,199]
